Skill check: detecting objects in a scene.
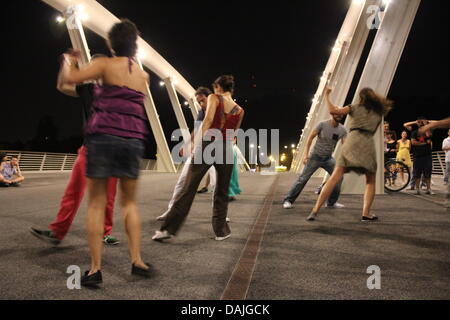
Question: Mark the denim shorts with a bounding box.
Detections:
[85,134,144,179]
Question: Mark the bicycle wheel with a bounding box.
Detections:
[384,160,410,192]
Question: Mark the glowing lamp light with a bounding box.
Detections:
[159,81,165,87]
[56,16,65,23]
[184,101,189,106]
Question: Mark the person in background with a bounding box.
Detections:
[404,117,436,190]
[396,130,412,184]
[419,117,450,211]
[0,155,24,187]
[443,129,450,186]
[410,118,434,195]
[384,131,398,186]
[228,137,242,202]
[30,54,119,246]
[282,114,347,210]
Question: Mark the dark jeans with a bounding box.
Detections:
[284,154,342,206]
[161,140,234,237]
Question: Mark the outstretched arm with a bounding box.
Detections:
[325,87,351,116]
[419,117,450,135]
[60,53,106,85]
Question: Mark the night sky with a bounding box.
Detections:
[1,0,449,158]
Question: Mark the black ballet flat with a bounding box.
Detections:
[361,215,379,222]
[131,263,152,278]
[81,270,102,287]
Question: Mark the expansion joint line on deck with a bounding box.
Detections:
[220,174,280,300]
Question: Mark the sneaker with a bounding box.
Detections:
[283,201,294,209]
[197,187,208,194]
[226,217,231,223]
[326,202,345,209]
[152,230,172,242]
[215,234,231,241]
[425,189,436,195]
[103,235,119,245]
[306,212,317,221]
[9,182,20,187]
[29,227,61,246]
[81,270,102,287]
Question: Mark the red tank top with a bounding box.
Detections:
[207,94,243,140]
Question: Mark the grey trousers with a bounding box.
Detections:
[161,140,233,237]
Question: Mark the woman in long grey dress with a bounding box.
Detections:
[307,87,392,222]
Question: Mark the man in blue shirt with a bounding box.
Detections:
[0,155,25,187]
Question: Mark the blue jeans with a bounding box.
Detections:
[284,154,342,206]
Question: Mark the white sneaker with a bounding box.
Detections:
[215,234,231,241]
[152,230,172,241]
[326,202,345,209]
[283,201,294,209]
[425,189,436,195]
[226,217,230,222]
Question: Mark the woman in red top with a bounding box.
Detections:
[153,75,244,241]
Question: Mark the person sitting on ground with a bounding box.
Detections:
[0,155,25,187]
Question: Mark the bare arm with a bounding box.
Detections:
[60,54,106,85]
[304,130,319,164]
[56,60,78,97]
[325,87,351,116]
[403,120,417,132]
[419,117,450,135]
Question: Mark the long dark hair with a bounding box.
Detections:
[359,88,393,116]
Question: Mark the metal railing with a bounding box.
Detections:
[0,150,157,172]
[432,151,446,176]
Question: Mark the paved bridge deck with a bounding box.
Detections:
[0,172,449,300]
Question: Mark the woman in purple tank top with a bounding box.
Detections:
[59,19,151,286]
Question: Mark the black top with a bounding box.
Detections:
[75,83,95,145]
[385,141,397,159]
[76,83,95,126]
[411,129,432,157]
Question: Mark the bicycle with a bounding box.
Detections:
[384,157,411,192]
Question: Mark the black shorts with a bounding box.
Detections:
[85,134,144,179]
[413,155,432,179]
